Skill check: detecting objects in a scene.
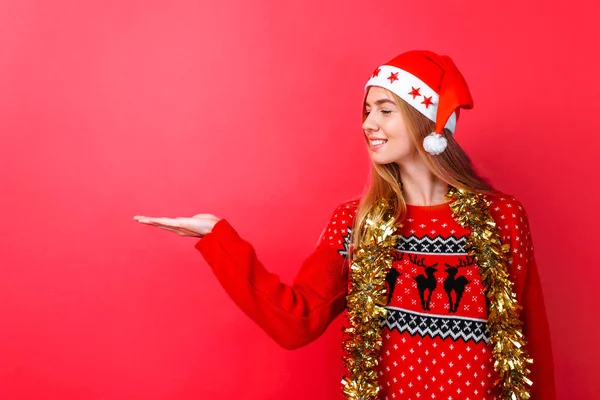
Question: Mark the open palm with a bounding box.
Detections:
[133,214,221,238]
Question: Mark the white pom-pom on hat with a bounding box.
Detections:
[423,132,447,155]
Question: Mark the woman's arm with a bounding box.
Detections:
[521,257,556,399]
[489,195,556,399]
[195,203,355,350]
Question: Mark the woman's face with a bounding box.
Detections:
[362,86,417,165]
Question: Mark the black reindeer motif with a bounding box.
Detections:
[385,253,404,304]
[444,256,474,313]
[385,268,402,304]
[409,254,438,311]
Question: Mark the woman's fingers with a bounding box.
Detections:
[142,222,194,236]
[136,217,180,227]
[159,225,202,237]
[133,216,164,224]
[153,217,182,226]
[153,225,189,235]
[152,224,180,233]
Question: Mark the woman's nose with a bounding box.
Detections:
[362,115,377,132]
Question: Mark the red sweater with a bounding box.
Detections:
[195,194,556,399]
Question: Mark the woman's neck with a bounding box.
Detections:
[398,161,449,206]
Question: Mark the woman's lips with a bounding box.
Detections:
[370,139,387,150]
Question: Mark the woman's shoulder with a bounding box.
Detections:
[332,198,361,214]
[483,191,529,216]
[324,198,360,226]
[317,198,360,251]
[483,190,532,234]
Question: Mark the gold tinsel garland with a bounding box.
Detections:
[341,199,400,400]
[341,188,533,400]
[446,187,532,400]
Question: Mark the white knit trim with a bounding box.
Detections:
[365,65,457,133]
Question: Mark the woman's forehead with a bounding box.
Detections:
[364,86,395,106]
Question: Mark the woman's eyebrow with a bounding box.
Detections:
[365,99,396,107]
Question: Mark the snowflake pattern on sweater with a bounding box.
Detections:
[317,195,533,400]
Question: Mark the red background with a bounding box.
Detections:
[1,1,598,399]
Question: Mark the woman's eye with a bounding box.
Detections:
[364,109,391,116]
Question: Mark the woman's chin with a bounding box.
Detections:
[370,156,394,165]
[369,151,411,166]
[369,152,396,164]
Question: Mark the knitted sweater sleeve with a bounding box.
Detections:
[194,202,355,350]
[491,196,556,399]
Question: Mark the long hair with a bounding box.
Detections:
[349,88,496,252]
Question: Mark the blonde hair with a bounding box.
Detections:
[349,88,496,252]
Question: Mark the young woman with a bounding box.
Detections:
[134,50,556,399]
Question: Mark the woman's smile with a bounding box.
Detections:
[369,138,388,150]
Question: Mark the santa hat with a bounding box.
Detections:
[364,50,473,155]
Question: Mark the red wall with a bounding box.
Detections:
[1,1,598,399]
